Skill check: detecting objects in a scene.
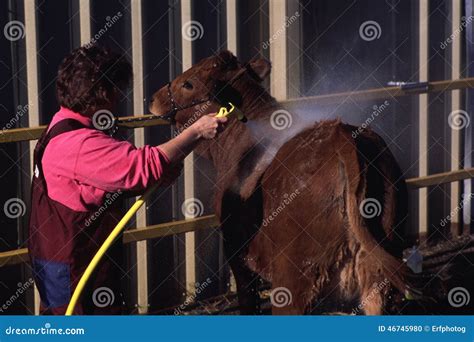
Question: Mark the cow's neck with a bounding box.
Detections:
[204,87,285,199]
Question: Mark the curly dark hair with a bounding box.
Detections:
[56,45,132,116]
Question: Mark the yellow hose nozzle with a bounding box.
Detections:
[215,102,247,122]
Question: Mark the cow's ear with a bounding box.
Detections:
[248,57,271,81]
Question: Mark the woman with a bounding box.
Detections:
[28,45,226,315]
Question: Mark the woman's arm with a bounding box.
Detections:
[60,113,227,193]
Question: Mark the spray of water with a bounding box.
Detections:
[241,106,321,179]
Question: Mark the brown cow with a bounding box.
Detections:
[150,50,409,315]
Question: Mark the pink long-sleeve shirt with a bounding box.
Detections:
[42,107,170,212]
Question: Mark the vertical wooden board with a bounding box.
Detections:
[225,0,237,294]
[450,1,462,237]
[80,0,91,44]
[131,0,149,315]
[269,0,288,100]
[426,0,451,241]
[181,0,196,300]
[24,0,40,316]
[418,0,429,240]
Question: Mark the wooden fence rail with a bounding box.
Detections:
[0,215,219,267]
[1,164,474,268]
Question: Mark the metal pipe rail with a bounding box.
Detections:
[2,77,474,144]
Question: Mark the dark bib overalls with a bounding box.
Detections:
[28,119,126,315]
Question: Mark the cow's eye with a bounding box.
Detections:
[182,81,193,90]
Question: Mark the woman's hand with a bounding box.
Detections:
[157,113,228,165]
[190,114,228,139]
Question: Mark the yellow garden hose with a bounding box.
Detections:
[65,182,159,315]
[65,103,243,315]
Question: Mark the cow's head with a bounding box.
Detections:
[149,50,271,128]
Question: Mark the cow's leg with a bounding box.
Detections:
[270,255,310,315]
[227,254,260,314]
[356,251,385,315]
[360,284,383,315]
[219,188,263,314]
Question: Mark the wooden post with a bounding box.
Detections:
[225,0,238,294]
[181,0,196,300]
[24,0,40,316]
[269,0,288,100]
[418,0,429,240]
[79,0,91,43]
[131,0,149,314]
[450,0,462,237]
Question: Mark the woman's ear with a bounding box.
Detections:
[248,57,271,81]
